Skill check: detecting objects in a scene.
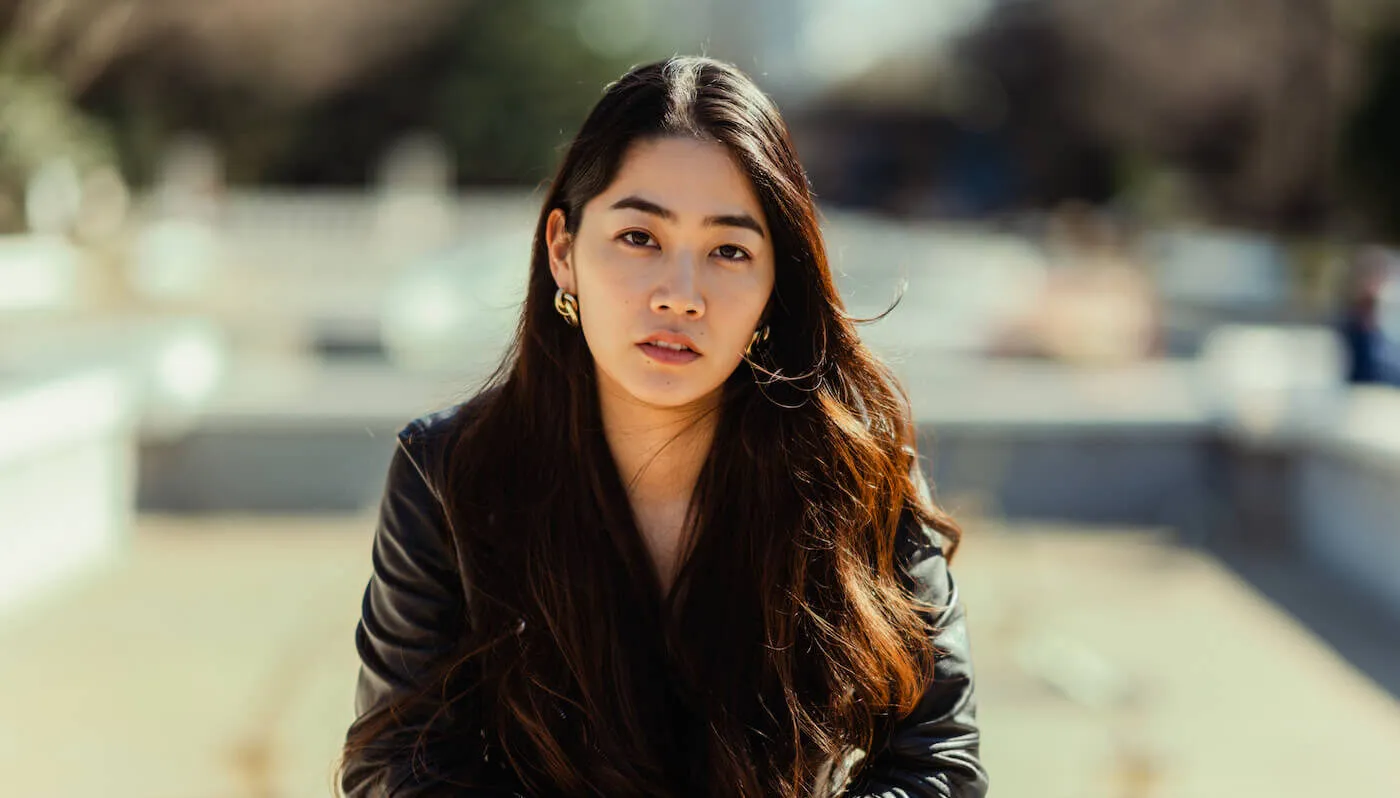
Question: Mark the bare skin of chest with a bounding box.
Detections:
[632,500,691,596]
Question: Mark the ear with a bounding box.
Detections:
[545,208,576,294]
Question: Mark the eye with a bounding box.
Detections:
[714,244,751,262]
[619,230,656,248]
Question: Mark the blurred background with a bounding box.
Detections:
[2,0,1399,795]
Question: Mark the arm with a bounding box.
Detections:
[342,420,525,797]
[352,423,466,721]
[842,531,989,798]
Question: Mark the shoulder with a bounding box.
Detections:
[894,505,957,614]
[396,385,504,472]
[895,509,944,566]
[891,456,961,602]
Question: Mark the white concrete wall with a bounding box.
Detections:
[0,367,139,616]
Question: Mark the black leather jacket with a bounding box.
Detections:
[342,403,988,797]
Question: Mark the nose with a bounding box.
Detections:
[650,253,704,318]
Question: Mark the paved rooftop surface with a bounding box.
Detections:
[1,515,1397,797]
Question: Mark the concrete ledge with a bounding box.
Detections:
[920,425,1213,537]
[131,355,1400,623]
[1294,388,1400,623]
[136,354,479,512]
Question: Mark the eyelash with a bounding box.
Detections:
[619,230,752,262]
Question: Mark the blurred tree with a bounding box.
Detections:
[38,0,646,186]
[1342,25,1400,240]
[799,0,1387,232]
[957,0,1355,232]
[0,0,470,184]
[269,1,642,186]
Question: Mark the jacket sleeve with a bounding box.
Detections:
[341,421,524,797]
[841,529,989,798]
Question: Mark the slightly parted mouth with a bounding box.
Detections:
[638,332,701,354]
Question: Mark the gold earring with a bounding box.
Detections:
[554,288,580,327]
[745,324,769,357]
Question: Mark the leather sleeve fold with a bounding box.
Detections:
[842,540,988,798]
[341,421,496,797]
[842,458,988,798]
[354,422,467,719]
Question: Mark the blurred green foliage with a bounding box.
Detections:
[76,0,647,187]
[0,45,115,231]
[4,0,1400,250]
[427,2,645,186]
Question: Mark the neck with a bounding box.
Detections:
[597,379,719,511]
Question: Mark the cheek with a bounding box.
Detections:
[576,261,644,343]
[714,271,773,331]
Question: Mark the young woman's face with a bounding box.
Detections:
[548,136,776,409]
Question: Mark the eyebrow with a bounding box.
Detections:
[608,195,766,239]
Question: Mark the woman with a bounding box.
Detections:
[338,56,987,797]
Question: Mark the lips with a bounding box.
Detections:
[637,332,701,364]
[639,344,700,365]
[639,332,700,353]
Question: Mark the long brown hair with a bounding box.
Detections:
[339,56,963,797]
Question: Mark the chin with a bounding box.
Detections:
[596,359,724,409]
[622,374,719,408]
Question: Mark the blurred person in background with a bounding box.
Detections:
[337,57,986,797]
[989,202,1161,366]
[1339,245,1400,386]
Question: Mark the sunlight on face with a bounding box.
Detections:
[550,136,776,410]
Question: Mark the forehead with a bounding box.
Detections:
[595,136,765,220]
